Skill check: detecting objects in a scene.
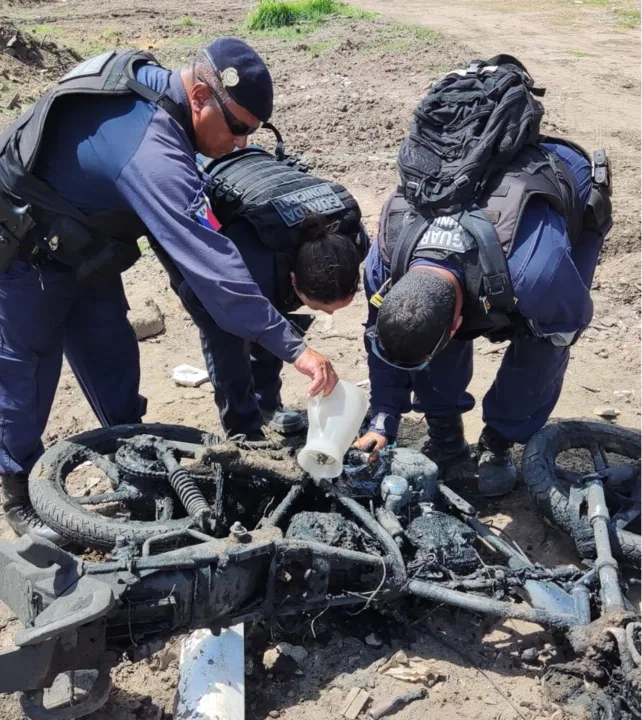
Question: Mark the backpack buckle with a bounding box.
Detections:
[465,62,481,75]
[482,273,508,297]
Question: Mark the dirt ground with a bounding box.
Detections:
[0,0,640,718]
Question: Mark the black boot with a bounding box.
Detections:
[422,415,471,479]
[1,474,65,545]
[261,406,306,435]
[476,425,517,497]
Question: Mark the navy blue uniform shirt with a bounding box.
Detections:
[364,141,595,440]
[34,63,305,363]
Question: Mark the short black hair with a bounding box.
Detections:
[377,270,456,365]
[294,214,361,304]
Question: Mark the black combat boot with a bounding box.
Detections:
[261,406,306,435]
[476,425,517,497]
[422,415,471,479]
[1,474,65,545]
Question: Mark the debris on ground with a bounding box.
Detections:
[369,687,427,719]
[172,364,209,388]
[364,633,383,649]
[594,404,621,419]
[340,687,371,719]
[262,642,309,674]
[378,650,448,687]
[130,298,165,340]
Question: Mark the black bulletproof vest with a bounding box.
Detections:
[199,147,364,313]
[379,142,590,341]
[0,49,185,281]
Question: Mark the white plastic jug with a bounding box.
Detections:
[297,380,368,479]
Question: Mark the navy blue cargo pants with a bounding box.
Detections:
[173,220,287,439]
[0,259,145,476]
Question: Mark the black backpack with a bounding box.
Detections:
[397,55,545,215]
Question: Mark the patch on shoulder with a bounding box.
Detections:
[415,216,475,254]
[59,51,116,84]
[271,184,345,227]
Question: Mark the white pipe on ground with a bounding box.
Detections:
[175,624,245,720]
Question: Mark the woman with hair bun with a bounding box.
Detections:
[172,146,368,441]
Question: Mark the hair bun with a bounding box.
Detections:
[300,213,328,243]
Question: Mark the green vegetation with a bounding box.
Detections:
[25,24,65,37]
[176,16,197,27]
[247,0,377,31]
[308,39,339,54]
[614,8,640,27]
[359,21,441,54]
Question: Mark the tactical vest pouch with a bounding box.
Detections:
[0,194,35,272]
[44,215,140,282]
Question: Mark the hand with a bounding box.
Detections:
[352,431,388,462]
[293,346,338,398]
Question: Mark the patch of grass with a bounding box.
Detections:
[101,28,118,40]
[359,22,442,54]
[25,24,65,37]
[614,8,640,27]
[247,0,377,31]
[563,49,595,57]
[176,16,197,27]
[168,33,211,48]
[308,39,338,54]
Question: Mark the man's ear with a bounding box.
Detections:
[452,313,463,335]
[290,271,298,289]
[190,82,210,114]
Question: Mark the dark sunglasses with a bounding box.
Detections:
[364,323,451,372]
[196,74,258,137]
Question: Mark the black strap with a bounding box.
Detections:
[457,208,516,312]
[390,212,430,284]
[124,77,185,126]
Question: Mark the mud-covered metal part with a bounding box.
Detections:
[1,421,639,720]
[406,509,478,575]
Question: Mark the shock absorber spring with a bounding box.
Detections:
[168,466,211,529]
[157,442,211,529]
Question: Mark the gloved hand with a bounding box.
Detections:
[293,346,338,398]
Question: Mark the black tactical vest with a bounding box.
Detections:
[378,141,610,342]
[0,50,185,282]
[199,147,364,313]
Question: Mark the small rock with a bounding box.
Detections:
[262,643,308,674]
[599,315,618,327]
[7,92,20,109]
[521,647,539,662]
[365,633,383,649]
[130,298,164,340]
[595,347,609,359]
[384,119,394,130]
[339,104,348,112]
[269,711,280,718]
[594,404,620,419]
[172,365,209,388]
[614,390,633,403]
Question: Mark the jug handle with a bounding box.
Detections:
[307,394,322,436]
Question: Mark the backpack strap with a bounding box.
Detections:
[124,76,185,126]
[457,207,516,314]
[390,212,430,284]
